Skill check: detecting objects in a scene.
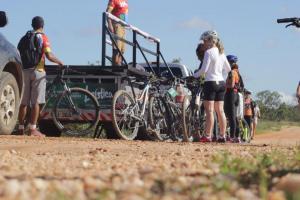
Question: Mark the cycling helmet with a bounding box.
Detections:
[245,89,252,95]
[200,30,218,41]
[227,55,238,63]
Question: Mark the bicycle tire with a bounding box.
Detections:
[148,95,168,141]
[166,96,183,141]
[182,96,193,142]
[52,87,100,137]
[111,90,139,140]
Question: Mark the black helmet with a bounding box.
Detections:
[32,16,44,30]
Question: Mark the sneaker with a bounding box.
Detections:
[233,137,241,143]
[192,132,201,142]
[199,136,212,143]
[212,136,217,142]
[14,129,24,136]
[226,136,235,143]
[217,136,226,143]
[29,129,45,137]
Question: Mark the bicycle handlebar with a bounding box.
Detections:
[277,17,300,28]
[57,65,87,77]
[277,18,298,23]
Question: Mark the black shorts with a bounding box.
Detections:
[244,116,253,127]
[203,81,226,101]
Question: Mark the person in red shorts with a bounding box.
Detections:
[106,0,128,66]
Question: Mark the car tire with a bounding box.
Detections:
[0,72,20,135]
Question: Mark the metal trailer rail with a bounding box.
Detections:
[101,12,175,78]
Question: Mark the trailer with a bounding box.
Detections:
[39,12,187,137]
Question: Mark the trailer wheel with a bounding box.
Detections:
[39,120,61,137]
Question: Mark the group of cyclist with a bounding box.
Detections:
[193,30,259,143]
[106,0,261,143]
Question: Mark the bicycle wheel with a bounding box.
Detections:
[167,98,183,141]
[53,87,100,137]
[148,95,168,141]
[240,118,251,143]
[111,90,139,140]
[182,96,193,142]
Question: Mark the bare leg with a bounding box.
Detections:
[17,105,27,135]
[29,103,44,137]
[253,123,257,139]
[204,101,214,138]
[116,54,122,66]
[30,103,40,126]
[250,122,254,138]
[214,101,227,137]
[18,105,27,126]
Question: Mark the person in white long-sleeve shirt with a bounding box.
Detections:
[194,30,231,143]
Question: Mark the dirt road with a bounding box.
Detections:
[0,127,299,200]
[253,126,300,145]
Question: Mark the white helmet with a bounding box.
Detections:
[200,30,218,41]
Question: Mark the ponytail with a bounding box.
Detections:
[216,39,224,54]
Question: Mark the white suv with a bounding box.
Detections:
[138,62,192,78]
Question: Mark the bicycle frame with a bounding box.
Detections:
[127,80,152,124]
[40,68,74,115]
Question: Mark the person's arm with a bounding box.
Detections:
[229,71,237,88]
[42,35,63,66]
[45,52,63,66]
[258,107,261,118]
[194,51,211,78]
[106,1,115,33]
[223,56,231,74]
[239,73,245,92]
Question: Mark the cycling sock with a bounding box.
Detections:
[30,124,37,130]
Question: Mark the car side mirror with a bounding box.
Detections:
[0,11,8,28]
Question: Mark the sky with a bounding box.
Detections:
[1,0,300,104]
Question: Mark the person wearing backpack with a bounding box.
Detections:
[17,16,63,137]
[224,55,242,143]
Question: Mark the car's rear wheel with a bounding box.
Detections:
[0,72,20,135]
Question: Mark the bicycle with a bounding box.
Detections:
[181,76,205,142]
[148,76,185,141]
[111,75,161,140]
[40,66,100,136]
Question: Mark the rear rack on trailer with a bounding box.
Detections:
[102,12,174,78]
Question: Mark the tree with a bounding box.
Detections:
[256,90,282,109]
[255,90,300,121]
